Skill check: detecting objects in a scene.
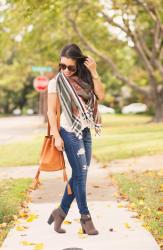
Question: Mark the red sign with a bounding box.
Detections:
[33,75,49,92]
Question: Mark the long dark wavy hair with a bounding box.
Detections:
[59,43,94,89]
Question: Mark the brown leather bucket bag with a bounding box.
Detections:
[32,95,72,195]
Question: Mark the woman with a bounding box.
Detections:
[47,43,105,235]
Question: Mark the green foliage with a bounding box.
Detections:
[0,0,163,113]
[0,178,32,246]
[0,178,32,223]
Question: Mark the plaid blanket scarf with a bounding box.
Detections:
[56,71,102,139]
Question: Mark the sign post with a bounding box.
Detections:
[33,75,49,122]
[32,65,56,122]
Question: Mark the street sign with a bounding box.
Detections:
[33,75,49,92]
[32,66,53,72]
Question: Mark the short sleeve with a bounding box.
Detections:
[48,77,57,93]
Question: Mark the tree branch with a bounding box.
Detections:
[67,17,149,97]
[135,0,163,32]
[102,10,157,82]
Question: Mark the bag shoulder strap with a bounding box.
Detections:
[47,94,61,136]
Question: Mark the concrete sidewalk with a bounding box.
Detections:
[0,158,159,250]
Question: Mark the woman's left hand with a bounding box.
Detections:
[84,56,97,75]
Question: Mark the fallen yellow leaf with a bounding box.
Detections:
[14,219,22,225]
[157,170,163,177]
[138,200,144,206]
[113,192,119,197]
[12,215,18,220]
[16,226,28,231]
[129,202,136,208]
[78,227,84,235]
[0,223,7,228]
[34,243,44,250]
[142,222,150,230]
[140,214,145,220]
[159,184,163,192]
[77,228,87,238]
[124,223,131,229]
[19,211,28,218]
[63,220,72,224]
[117,203,124,208]
[26,213,38,222]
[20,240,35,246]
[78,234,87,239]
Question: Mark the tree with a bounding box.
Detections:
[65,0,163,121]
[1,0,163,121]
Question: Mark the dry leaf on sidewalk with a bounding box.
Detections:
[78,228,87,238]
[0,223,7,228]
[159,184,163,192]
[20,240,36,246]
[16,225,28,231]
[20,241,44,249]
[117,203,124,208]
[124,223,131,229]
[34,243,44,250]
[63,220,72,224]
[78,228,84,234]
[26,213,39,222]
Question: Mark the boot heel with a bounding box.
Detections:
[80,220,86,234]
[47,214,54,225]
[82,226,86,234]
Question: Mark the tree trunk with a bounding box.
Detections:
[152,98,163,122]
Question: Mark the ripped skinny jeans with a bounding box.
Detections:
[59,126,92,215]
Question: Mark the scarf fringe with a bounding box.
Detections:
[63,168,72,195]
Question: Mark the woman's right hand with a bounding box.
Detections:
[53,135,64,151]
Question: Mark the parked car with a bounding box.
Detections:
[98,104,115,114]
[12,108,21,115]
[26,109,34,115]
[121,103,147,114]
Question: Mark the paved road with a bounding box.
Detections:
[0,115,45,144]
[0,158,159,250]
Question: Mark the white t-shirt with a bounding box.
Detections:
[48,76,89,132]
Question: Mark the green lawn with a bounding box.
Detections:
[0,114,163,167]
[0,135,43,167]
[92,114,163,164]
[111,170,163,247]
[0,178,32,246]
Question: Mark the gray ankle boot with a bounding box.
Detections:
[80,214,99,235]
[47,206,67,233]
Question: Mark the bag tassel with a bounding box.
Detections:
[31,168,41,190]
[63,168,72,195]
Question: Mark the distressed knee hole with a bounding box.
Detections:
[77,147,85,156]
[82,165,87,170]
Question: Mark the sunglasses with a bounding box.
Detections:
[59,63,76,72]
